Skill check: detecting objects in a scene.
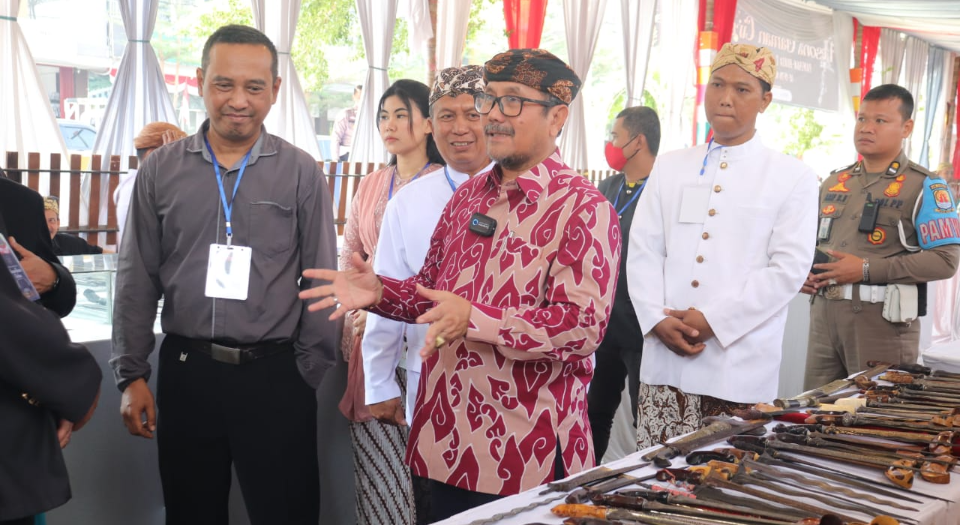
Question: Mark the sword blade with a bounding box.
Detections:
[741,458,918,511]
[754,453,929,503]
[766,450,952,502]
[702,473,862,523]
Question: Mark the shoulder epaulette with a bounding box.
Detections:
[830,162,858,175]
[907,160,939,179]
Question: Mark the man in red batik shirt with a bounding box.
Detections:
[300,49,620,520]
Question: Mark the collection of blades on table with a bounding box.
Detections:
[472,362,960,525]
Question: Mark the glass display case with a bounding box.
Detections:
[59,253,162,341]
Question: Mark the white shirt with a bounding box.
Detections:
[628,134,818,403]
[363,162,494,421]
[114,167,137,251]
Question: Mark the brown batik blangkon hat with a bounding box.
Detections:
[430,65,485,107]
[483,49,582,104]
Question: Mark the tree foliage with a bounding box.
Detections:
[467,0,500,44]
[167,0,355,93]
[784,107,825,159]
[156,0,499,93]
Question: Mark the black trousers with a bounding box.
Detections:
[0,517,34,525]
[587,334,642,463]
[156,337,319,525]
[429,444,566,521]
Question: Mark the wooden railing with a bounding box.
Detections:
[3,152,617,245]
[320,161,382,236]
[4,151,134,247]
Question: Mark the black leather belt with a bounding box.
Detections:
[168,335,293,365]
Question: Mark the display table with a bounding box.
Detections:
[439,413,960,525]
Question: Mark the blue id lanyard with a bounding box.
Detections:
[698,139,725,178]
[442,166,458,192]
[204,135,253,246]
[388,162,432,200]
[612,178,646,218]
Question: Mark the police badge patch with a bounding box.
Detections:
[828,180,850,193]
[934,186,953,210]
[883,182,902,198]
[915,178,960,249]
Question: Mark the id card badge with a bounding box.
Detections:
[0,234,41,301]
[679,185,711,224]
[204,244,252,300]
[818,217,833,241]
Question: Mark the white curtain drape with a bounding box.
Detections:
[88,0,175,238]
[621,0,657,107]
[831,10,855,117]
[558,0,607,171]
[901,36,928,158]
[935,52,955,166]
[880,28,907,84]
[0,0,68,158]
[657,0,699,152]
[403,0,433,59]
[435,0,471,69]
[919,45,944,168]
[92,0,176,160]
[250,0,264,28]
[351,0,397,164]
[251,0,323,159]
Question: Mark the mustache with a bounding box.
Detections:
[484,124,515,136]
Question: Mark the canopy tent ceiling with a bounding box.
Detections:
[807,0,960,52]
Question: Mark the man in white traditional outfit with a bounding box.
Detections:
[363,65,494,427]
[628,43,819,449]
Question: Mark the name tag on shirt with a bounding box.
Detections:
[679,185,711,224]
[205,244,251,300]
[0,234,41,301]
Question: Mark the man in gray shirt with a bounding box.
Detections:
[111,25,338,525]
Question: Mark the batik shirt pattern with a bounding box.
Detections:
[370,150,620,495]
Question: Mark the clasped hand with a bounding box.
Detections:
[801,249,864,294]
[652,308,714,356]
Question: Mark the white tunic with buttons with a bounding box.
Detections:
[627,134,819,403]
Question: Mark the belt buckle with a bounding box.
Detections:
[209,343,243,365]
[823,284,843,300]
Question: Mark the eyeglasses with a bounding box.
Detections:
[473,92,562,117]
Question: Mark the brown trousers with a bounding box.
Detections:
[803,295,920,391]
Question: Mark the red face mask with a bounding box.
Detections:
[604,135,639,171]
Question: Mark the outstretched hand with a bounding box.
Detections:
[300,252,382,319]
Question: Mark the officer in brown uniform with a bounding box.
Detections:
[802,84,960,390]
